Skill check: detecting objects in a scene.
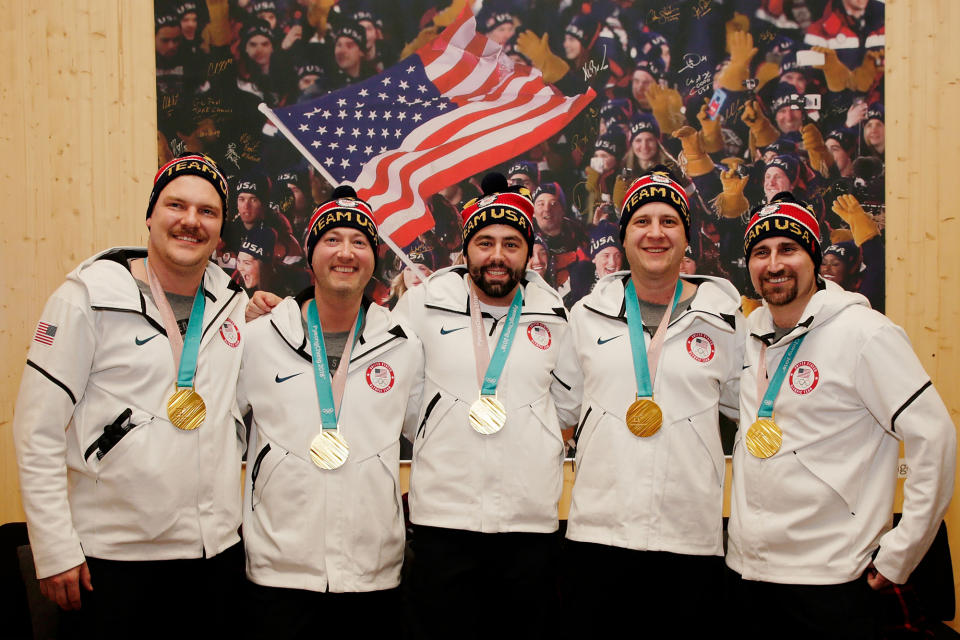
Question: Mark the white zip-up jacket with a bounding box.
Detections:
[14,248,248,579]
[239,291,423,592]
[727,282,956,585]
[561,272,745,555]
[392,266,580,533]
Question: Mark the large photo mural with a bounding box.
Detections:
[154,0,885,312]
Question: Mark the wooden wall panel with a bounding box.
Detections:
[1,0,959,627]
[886,0,960,627]
[0,0,156,525]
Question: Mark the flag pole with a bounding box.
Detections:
[260,102,421,274]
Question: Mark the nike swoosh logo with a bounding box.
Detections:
[135,334,159,346]
[275,372,304,383]
[742,364,752,370]
[597,335,622,345]
[440,326,467,335]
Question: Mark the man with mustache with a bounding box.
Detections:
[393,173,579,639]
[728,192,955,637]
[13,154,248,638]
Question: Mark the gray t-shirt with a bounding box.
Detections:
[639,290,696,334]
[300,312,367,371]
[135,279,194,336]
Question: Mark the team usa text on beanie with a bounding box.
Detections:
[743,192,822,269]
[619,166,690,241]
[460,173,535,256]
[147,153,229,220]
[303,186,379,266]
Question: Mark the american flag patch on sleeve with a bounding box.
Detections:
[33,322,57,346]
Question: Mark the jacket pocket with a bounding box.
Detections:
[350,441,405,579]
[86,409,154,469]
[251,441,289,510]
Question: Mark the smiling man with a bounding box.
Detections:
[393,173,579,639]
[14,154,248,638]
[728,192,955,638]
[237,186,423,637]
[559,167,744,637]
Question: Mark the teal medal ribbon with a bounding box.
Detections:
[176,281,206,389]
[621,279,682,437]
[467,284,524,434]
[746,333,807,458]
[757,335,806,419]
[480,288,524,396]
[305,299,364,431]
[305,299,364,469]
[623,279,682,400]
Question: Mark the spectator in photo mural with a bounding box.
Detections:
[218,172,301,269]
[824,127,858,178]
[629,58,666,113]
[387,241,436,309]
[478,9,518,47]
[177,1,203,56]
[861,102,884,158]
[234,225,312,298]
[328,19,373,90]
[680,245,697,275]
[352,9,395,73]
[622,112,670,176]
[237,20,297,107]
[532,182,587,287]
[584,130,626,220]
[294,62,325,102]
[562,13,601,71]
[273,168,315,242]
[507,160,539,194]
[768,82,806,135]
[562,220,624,308]
[804,0,885,68]
[527,233,556,288]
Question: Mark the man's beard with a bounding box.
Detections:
[759,270,799,307]
[468,260,524,300]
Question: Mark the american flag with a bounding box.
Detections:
[33,322,57,346]
[262,7,595,248]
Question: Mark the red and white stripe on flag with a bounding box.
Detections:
[33,321,57,346]
[263,6,595,248]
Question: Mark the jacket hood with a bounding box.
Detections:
[420,265,567,318]
[582,271,740,331]
[748,279,870,344]
[69,247,241,310]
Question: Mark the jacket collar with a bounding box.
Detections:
[749,279,870,345]
[421,265,567,320]
[583,271,739,332]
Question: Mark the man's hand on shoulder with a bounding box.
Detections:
[246,291,283,322]
[39,561,93,610]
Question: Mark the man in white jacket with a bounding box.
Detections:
[560,166,744,636]
[393,173,580,639]
[14,154,248,638]
[728,191,956,637]
[238,187,423,637]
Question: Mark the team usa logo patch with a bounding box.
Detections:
[366,361,395,393]
[789,361,819,395]
[219,319,241,347]
[526,322,552,350]
[685,333,715,363]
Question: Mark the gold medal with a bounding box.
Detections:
[309,431,350,469]
[625,397,662,437]
[746,418,783,458]
[468,395,506,435]
[167,388,206,431]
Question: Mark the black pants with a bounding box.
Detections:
[410,525,561,640]
[245,582,402,640]
[63,542,246,640]
[727,569,879,640]
[565,540,726,638]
